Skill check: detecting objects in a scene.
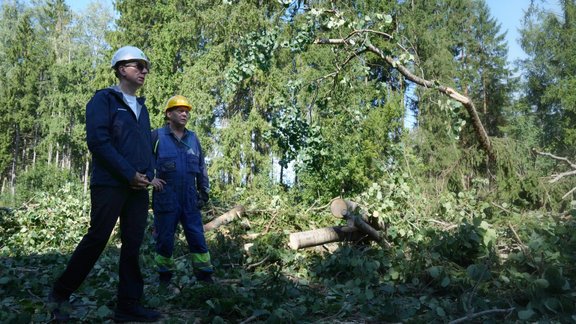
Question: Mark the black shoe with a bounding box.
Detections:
[159,271,173,286]
[113,303,161,323]
[47,292,72,322]
[195,270,214,284]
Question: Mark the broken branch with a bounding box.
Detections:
[313,31,495,161]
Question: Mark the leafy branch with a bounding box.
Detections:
[312,26,495,161]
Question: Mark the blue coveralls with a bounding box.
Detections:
[152,125,212,277]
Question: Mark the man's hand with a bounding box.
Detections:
[151,177,166,191]
[129,172,151,190]
[198,191,209,209]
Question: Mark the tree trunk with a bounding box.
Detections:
[204,205,246,231]
[48,143,52,165]
[83,158,90,195]
[55,142,60,168]
[10,125,20,197]
[288,226,364,250]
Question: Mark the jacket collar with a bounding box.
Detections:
[108,85,146,105]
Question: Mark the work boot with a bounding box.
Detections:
[113,302,161,323]
[47,291,72,322]
[195,270,214,284]
[158,271,173,286]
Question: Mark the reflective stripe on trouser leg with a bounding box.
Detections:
[155,254,174,273]
[191,252,213,272]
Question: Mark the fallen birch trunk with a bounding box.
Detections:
[288,226,364,250]
[330,198,385,231]
[330,198,390,247]
[204,205,245,231]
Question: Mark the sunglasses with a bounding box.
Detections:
[123,61,150,72]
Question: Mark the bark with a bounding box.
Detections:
[313,32,495,161]
[350,214,385,245]
[10,125,20,196]
[204,205,246,231]
[288,226,364,250]
[330,198,390,247]
[330,198,385,230]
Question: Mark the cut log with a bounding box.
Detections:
[204,205,245,231]
[329,198,390,247]
[288,226,364,250]
[330,198,385,230]
[330,198,358,218]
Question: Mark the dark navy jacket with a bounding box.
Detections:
[86,86,154,187]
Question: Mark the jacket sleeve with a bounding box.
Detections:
[85,91,136,183]
[150,129,159,177]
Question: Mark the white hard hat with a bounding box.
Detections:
[110,46,150,68]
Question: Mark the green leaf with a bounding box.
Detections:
[518,309,535,320]
[383,14,393,24]
[427,266,442,279]
[533,278,549,289]
[436,306,446,317]
[95,305,112,318]
[440,276,450,287]
[544,297,560,313]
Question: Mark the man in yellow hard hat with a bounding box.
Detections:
[48,46,161,322]
[150,95,214,286]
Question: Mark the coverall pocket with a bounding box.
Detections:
[186,154,200,174]
[153,187,176,213]
[158,157,177,173]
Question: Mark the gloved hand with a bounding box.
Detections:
[198,190,209,209]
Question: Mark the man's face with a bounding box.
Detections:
[119,60,149,86]
[167,107,190,127]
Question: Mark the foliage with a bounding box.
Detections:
[520,0,576,157]
[2,150,576,323]
[1,0,576,323]
[12,163,81,205]
[1,182,89,255]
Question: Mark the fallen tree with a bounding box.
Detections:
[288,198,389,250]
[204,205,246,232]
[288,226,365,250]
[205,200,388,250]
[534,149,576,199]
[312,22,494,161]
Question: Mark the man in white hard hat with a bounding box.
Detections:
[48,46,161,323]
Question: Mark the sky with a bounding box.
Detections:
[66,0,561,63]
[485,0,561,63]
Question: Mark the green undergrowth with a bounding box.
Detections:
[1,182,576,323]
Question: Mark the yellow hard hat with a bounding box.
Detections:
[165,95,192,112]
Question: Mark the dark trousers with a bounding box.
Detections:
[155,208,208,258]
[53,186,149,303]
